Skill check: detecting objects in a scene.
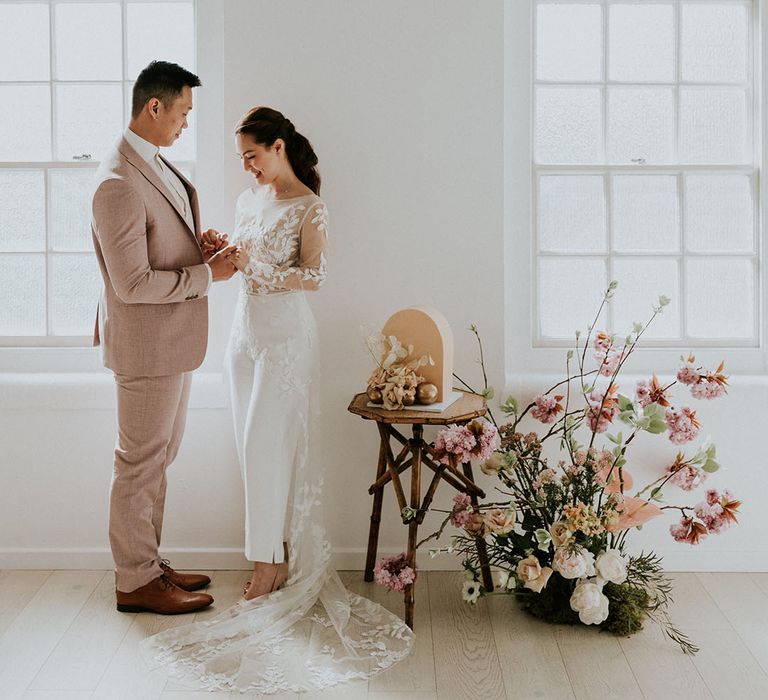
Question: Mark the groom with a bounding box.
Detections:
[91,61,234,614]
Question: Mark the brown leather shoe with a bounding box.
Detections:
[160,559,211,591]
[116,575,213,614]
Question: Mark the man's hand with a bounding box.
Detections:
[208,245,238,281]
[201,229,229,262]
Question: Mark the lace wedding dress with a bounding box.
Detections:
[141,188,414,693]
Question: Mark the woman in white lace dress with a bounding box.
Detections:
[141,107,413,693]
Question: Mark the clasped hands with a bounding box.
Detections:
[202,229,248,281]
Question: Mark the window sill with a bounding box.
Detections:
[0,372,229,410]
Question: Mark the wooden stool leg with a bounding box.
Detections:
[364,434,388,582]
[404,424,423,629]
[462,461,495,592]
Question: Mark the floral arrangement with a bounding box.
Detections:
[420,283,740,654]
[374,553,417,593]
[364,332,434,410]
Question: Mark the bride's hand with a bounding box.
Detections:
[229,247,248,272]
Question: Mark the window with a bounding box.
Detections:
[0,0,195,345]
[533,1,758,348]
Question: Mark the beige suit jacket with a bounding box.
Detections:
[91,138,209,376]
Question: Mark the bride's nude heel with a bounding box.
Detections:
[242,561,289,601]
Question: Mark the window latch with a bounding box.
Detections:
[630,158,646,165]
[72,154,92,161]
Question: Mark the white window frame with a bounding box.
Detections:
[0,0,197,351]
[505,0,768,378]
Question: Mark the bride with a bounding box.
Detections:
[141,107,413,693]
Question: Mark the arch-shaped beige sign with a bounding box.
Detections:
[382,306,454,402]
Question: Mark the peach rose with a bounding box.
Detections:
[549,521,573,547]
[516,555,553,593]
[484,508,515,535]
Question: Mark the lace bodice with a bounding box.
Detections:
[232,188,328,295]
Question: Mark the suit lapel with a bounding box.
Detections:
[118,139,199,244]
[159,155,201,241]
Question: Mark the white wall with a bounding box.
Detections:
[0,0,505,571]
[0,0,763,574]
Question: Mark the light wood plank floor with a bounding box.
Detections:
[0,569,766,699]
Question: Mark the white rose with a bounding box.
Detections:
[552,546,596,580]
[595,549,627,585]
[570,579,610,625]
[481,453,503,476]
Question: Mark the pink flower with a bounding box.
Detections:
[665,407,700,445]
[533,468,557,492]
[677,363,700,386]
[450,492,473,528]
[703,489,740,525]
[595,348,624,377]
[635,380,651,407]
[670,516,708,545]
[586,384,619,433]
[593,331,612,352]
[374,553,416,593]
[666,462,706,492]
[434,425,476,465]
[690,380,726,400]
[434,421,499,465]
[531,394,564,424]
[474,421,501,460]
[694,501,728,534]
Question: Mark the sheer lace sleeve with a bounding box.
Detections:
[242,201,328,293]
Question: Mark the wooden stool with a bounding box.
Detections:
[348,390,495,629]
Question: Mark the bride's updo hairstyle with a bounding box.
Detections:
[236,107,321,195]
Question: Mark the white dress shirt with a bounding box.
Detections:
[124,128,212,292]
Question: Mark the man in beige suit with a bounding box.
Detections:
[92,61,235,614]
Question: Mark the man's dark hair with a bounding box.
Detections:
[131,61,201,118]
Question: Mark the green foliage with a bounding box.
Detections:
[517,574,580,626]
[602,582,649,635]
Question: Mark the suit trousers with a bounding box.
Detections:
[110,372,192,592]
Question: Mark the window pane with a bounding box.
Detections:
[536,3,602,82]
[607,88,674,164]
[126,2,195,80]
[538,175,606,253]
[608,4,675,83]
[0,171,46,252]
[539,257,607,338]
[55,3,122,81]
[55,84,123,162]
[679,88,748,164]
[0,254,46,335]
[686,258,754,338]
[50,169,97,252]
[49,254,101,336]
[612,176,679,253]
[611,258,680,339]
[0,4,50,81]
[0,86,52,161]
[685,174,754,253]
[535,87,602,164]
[681,3,748,84]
